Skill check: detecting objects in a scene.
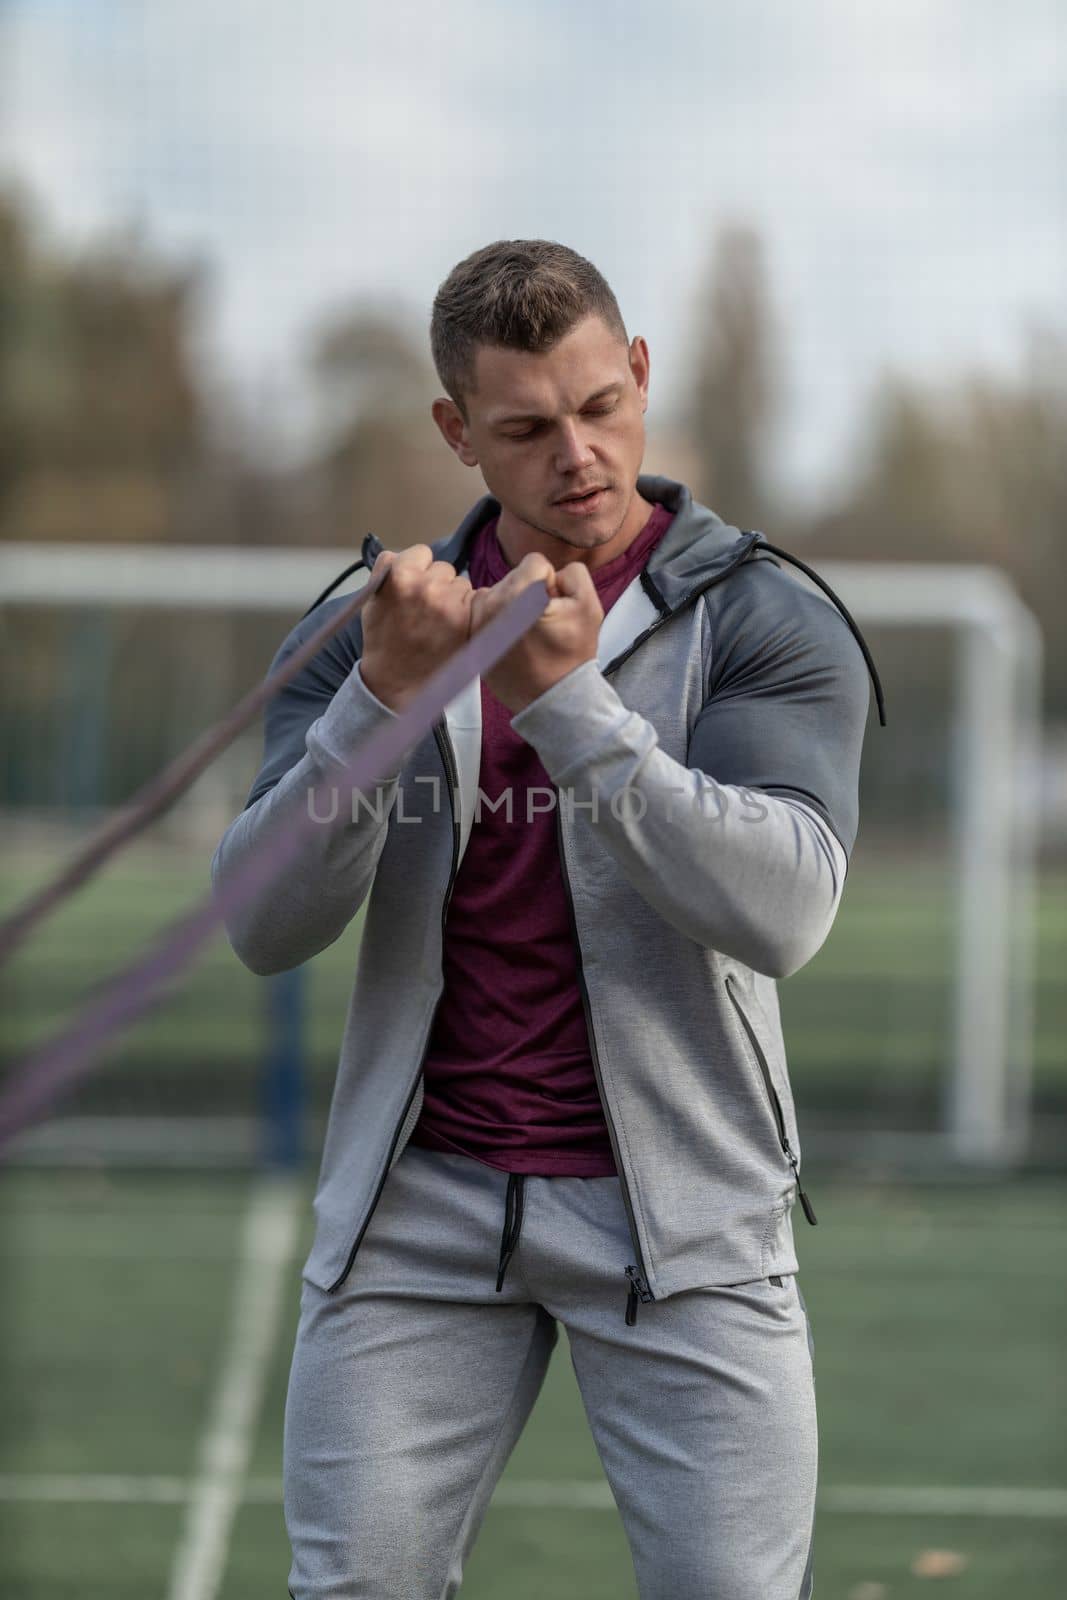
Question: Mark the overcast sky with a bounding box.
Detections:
[1,0,1063,505]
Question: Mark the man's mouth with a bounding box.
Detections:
[556,486,609,513]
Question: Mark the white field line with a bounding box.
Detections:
[819,1484,1067,1519]
[0,1474,189,1503]
[163,1177,301,1600]
[1,1474,1065,1520]
[492,1483,1067,1519]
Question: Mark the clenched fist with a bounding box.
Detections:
[359,545,474,713]
[470,552,604,713]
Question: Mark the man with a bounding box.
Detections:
[211,239,884,1599]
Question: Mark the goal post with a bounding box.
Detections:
[815,560,1043,1169]
[0,544,1043,1171]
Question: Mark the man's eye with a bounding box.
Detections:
[504,404,614,441]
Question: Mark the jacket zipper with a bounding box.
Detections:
[554,538,766,1328]
[326,717,463,1293]
[724,975,817,1226]
[555,803,654,1328]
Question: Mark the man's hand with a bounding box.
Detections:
[359,546,474,713]
[470,553,604,714]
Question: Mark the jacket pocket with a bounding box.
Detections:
[724,974,790,1151]
[724,973,818,1226]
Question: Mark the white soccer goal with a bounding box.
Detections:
[0,543,1043,1170]
[810,560,1043,1170]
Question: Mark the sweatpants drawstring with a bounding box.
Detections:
[495,1172,526,1292]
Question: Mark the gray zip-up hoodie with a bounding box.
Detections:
[211,473,884,1325]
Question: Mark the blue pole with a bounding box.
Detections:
[263,967,305,1169]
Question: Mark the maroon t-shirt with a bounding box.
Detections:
[407,499,676,1175]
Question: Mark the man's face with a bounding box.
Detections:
[432,313,651,557]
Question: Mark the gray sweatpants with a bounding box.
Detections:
[283,1144,818,1599]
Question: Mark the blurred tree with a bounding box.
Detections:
[0,186,206,543]
[298,302,477,550]
[0,186,234,811]
[803,324,1067,714]
[684,223,782,530]
[313,306,428,424]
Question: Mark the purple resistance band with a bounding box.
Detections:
[0,579,550,1155]
[0,566,399,967]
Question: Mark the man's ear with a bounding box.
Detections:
[629,335,650,410]
[432,397,479,468]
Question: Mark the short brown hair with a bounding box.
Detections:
[430,239,628,419]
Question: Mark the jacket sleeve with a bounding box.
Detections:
[508,557,870,980]
[210,604,403,977]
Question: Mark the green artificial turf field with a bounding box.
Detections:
[1,841,1065,1594]
[1,839,1065,1130]
[1,1170,1065,1598]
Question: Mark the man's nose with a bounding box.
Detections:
[553,419,597,473]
